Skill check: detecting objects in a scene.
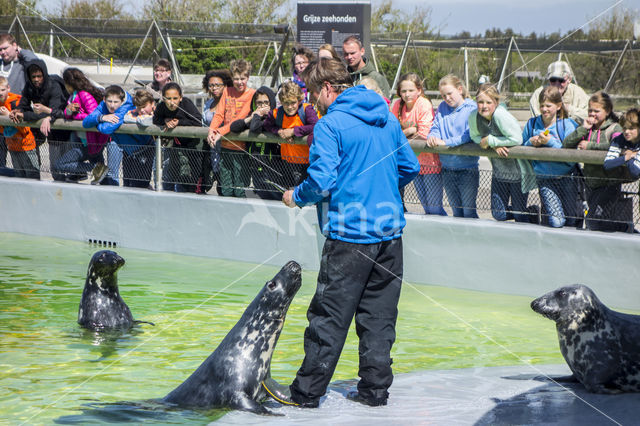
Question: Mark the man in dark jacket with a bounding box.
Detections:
[342,35,390,97]
[10,58,69,181]
[265,58,419,408]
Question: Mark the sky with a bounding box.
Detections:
[392,0,634,36]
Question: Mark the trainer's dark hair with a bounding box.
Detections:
[162,82,182,97]
[104,85,125,101]
[301,58,352,94]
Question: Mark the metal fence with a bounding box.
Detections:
[1,117,638,233]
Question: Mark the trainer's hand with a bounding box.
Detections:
[282,190,296,208]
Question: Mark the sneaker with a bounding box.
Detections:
[346,391,387,407]
[91,163,108,185]
[261,378,319,408]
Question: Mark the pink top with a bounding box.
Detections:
[64,90,109,156]
[391,96,440,175]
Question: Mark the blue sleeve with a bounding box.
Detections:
[603,140,624,170]
[628,155,640,178]
[396,123,420,187]
[293,120,339,206]
[82,102,105,128]
[96,103,133,134]
[522,118,534,146]
[428,110,442,140]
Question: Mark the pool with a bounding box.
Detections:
[0,232,566,423]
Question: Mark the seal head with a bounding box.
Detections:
[163,260,302,414]
[78,250,134,331]
[532,284,640,394]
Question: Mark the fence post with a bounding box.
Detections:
[155,136,162,192]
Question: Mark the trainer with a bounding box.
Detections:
[270,58,420,408]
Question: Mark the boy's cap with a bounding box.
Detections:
[546,61,572,80]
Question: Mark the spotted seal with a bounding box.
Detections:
[531,284,640,394]
[163,260,302,414]
[78,250,150,331]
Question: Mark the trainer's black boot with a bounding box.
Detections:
[346,391,387,407]
[262,378,319,408]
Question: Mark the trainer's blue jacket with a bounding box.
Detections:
[82,92,151,155]
[293,85,420,243]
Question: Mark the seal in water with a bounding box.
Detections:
[78,250,146,331]
[163,260,302,414]
[531,284,640,394]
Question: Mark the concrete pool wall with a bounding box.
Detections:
[1,176,638,310]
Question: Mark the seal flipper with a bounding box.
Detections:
[230,392,277,415]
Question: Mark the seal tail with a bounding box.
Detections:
[134,320,156,327]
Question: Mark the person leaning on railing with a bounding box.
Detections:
[563,91,623,231]
[10,57,69,181]
[426,74,479,218]
[228,86,282,201]
[523,86,579,228]
[206,59,256,198]
[601,108,640,233]
[152,82,202,193]
[470,83,528,223]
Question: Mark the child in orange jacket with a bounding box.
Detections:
[0,76,38,179]
[263,81,319,187]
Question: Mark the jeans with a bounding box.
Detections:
[442,168,479,218]
[55,145,100,177]
[105,141,122,185]
[290,237,403,406]
[491,178,529,222]
[413,173,446,215]
[537,176,578,228]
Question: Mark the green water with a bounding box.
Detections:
[0,232,565,423]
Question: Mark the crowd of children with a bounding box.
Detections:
[0,39,638,233]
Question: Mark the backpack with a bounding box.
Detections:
[275,103,308,128]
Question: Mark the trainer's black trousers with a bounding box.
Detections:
[290,237,403,405]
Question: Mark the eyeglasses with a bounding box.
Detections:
[208,83,225,88]
[549,77,566,83]
[255,100,270,107]
[294,61,309,66]
[154,68,170,73]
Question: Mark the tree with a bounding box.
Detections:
[371,0,436,36]
[142,0,226,23]
[586,6,638,40]
[224,0,291,25]
[1,0,39,16]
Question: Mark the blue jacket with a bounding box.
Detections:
[428,98,478,169]
[523,116,578,177]
[293,86,420,244]
[82,92,152,155]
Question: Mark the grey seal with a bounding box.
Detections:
[78,250,151,331]
[531,284,640,394]
[163,260,302,414]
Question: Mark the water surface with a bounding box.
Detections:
[0,233,565,423]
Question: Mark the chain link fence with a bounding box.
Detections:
[1,137,638,233]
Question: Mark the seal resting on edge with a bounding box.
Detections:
[163,261,302,414]
[531,284,640,394]
[78,250,144,331]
